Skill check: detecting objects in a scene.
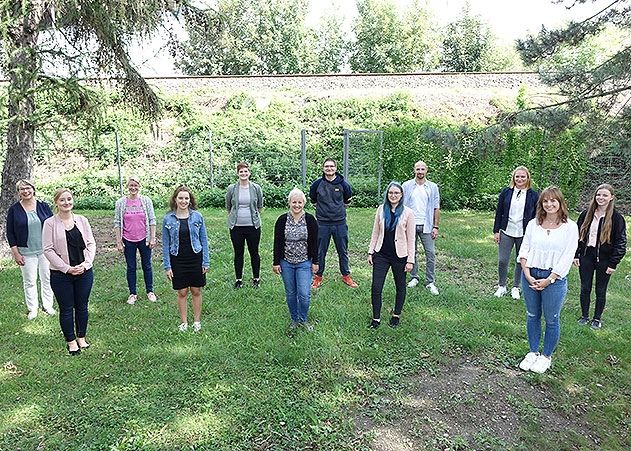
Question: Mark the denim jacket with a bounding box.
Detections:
[162,210,210,270]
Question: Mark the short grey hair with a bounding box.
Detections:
[288,187,306,204]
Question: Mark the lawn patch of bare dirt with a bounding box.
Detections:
[356,358,598,450]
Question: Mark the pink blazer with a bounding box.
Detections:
[43,214,96,273]
[368,205,416,263]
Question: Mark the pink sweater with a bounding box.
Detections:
[43,214,96,273]
[368,205,416,263]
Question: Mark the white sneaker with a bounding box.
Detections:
[178,323,188,332]
[426,283,439,295]
[530,355,552,374]
[43,308,56,316]
[407,278,420,288]
[494,286,507,297]
[519,352,539,371]
[511,287,520,300]
[27,310,37,320]
[127,294,137,305]
[193,322,202,332]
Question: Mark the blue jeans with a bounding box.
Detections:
[410,225,436,284]
[521,268,568,356]
[316,223,350,276]
[123,238,153,294]
[50,269,94,342]
[280,259,313,322]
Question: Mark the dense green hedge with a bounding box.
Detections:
[29,90,590,210]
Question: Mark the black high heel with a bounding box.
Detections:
[67,343,81,356]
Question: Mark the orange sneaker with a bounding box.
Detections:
[311,275,323,289]
[342,274,358,288]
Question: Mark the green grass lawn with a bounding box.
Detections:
[1,209,629,450]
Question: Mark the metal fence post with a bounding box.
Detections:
[115,130,122,196]
[208,130,214,188]
[301,129,307,187]
[343,129,349,180]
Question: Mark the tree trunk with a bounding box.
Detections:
[0,1,45,253]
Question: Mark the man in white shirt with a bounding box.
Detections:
[402,161,441,295]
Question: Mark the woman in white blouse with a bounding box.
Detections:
[492,166,539,299]
[517,186,578,374]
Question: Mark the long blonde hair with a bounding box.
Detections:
[579,184,615,244]
[510,166,532,189]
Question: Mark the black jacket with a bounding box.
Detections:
[576,209,627,269]
[273,213,319,265]
[309,173,352,224]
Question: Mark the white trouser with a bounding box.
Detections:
[20,253,54,312]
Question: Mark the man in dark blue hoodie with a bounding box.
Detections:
[309,158,358,289]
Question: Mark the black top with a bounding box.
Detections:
[177,218,195,258]
[377,227,400,260]
[273,212,319,265]
[575,209,627,269]
[65,225,86,267]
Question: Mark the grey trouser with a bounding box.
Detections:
[410,225,435,284]
[498,231,523,288]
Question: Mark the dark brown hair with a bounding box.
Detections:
[236,161,249,172]
[169,186,197,211]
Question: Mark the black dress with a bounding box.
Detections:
[170,218,206,290]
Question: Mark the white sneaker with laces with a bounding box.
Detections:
[519,352,539,371]
[27,310,37,320]
[178,323,188,332]
[407,278,420,288]
[127,294,137,305]
[511,287,520,300]
[426,283,439,295]
[494,286,507,297]
[530,355,552,374]
[193,322,202,332]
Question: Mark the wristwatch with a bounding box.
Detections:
[547,277,556,284]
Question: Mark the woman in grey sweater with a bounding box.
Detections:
[225,162,263,288]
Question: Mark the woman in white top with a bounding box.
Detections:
[492,166,539,299]
[517,186,578,374]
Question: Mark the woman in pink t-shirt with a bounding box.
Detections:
[114,177,157,304]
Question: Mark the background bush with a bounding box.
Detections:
[25,89,595,211]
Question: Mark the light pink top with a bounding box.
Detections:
[42,214,96,273]
[587,214,602,247]
[122,197,146,242]
[368,205,416,263]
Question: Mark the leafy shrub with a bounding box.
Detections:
[30,89,591,211]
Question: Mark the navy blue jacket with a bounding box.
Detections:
[309,172,352,224]
[575,209,627,269]
[6,200,53,247]
[493,188,539,235]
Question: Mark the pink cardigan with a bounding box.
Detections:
[43,214,96,273]
[368,205,416,263]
